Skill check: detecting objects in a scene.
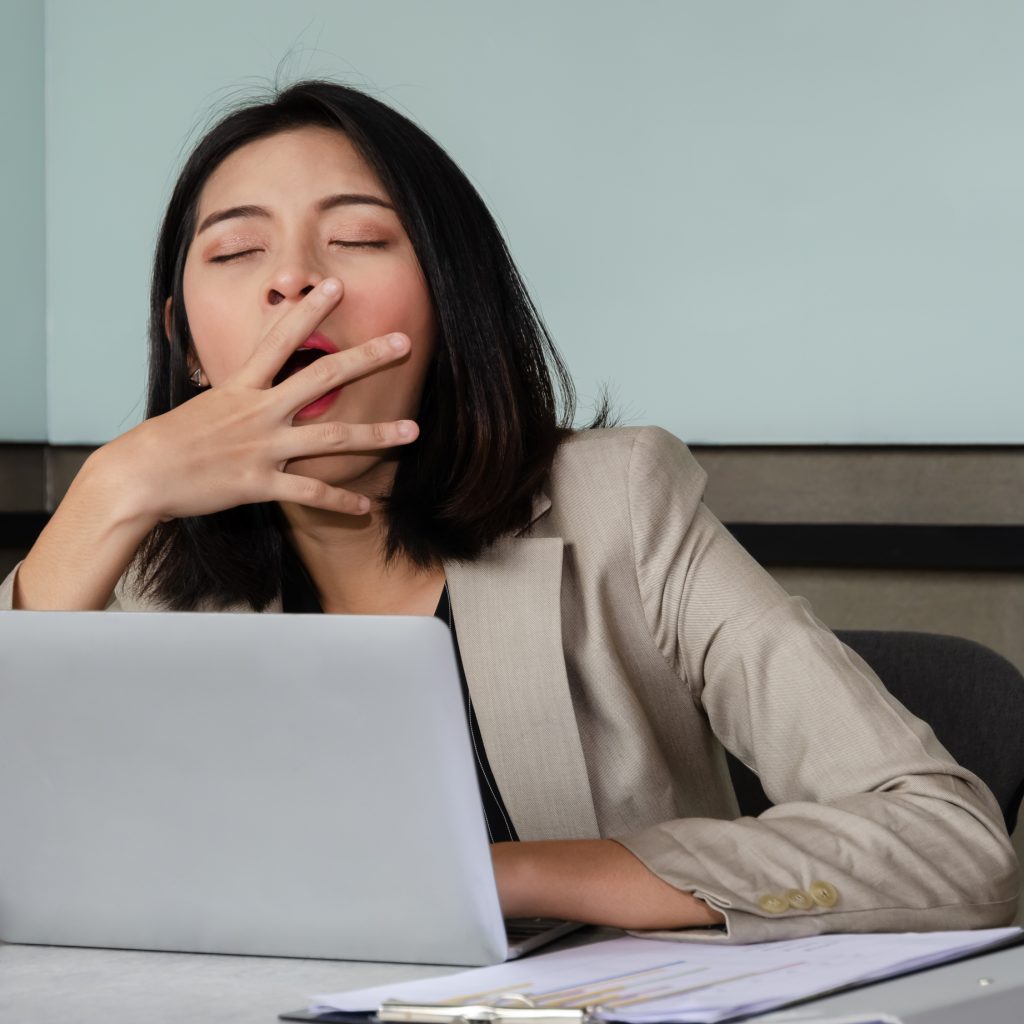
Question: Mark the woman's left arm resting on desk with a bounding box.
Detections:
[492,428,1019,942]
[610,428,1020,942]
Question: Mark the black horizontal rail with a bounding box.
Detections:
[2,513,1023,572]
[725,523,1024,572]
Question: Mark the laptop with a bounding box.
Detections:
[0,610,581,966]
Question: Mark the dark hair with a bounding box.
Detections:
[130,79,611,611]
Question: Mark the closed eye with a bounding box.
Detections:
[210,241,387,263]
[209,249,260,263]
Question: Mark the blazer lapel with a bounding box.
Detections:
[445,531,601,842]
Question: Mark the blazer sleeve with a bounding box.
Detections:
[0,561,20,609]
[0,560,124,611]
[613,427,1020,943]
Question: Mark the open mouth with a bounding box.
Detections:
[273,346,330,387]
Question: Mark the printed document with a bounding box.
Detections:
[309,927,1020,1023]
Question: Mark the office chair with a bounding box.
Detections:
[726,631,1024,835]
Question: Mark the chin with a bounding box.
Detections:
[283,451,391,491]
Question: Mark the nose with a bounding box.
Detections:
[265,264,325,307]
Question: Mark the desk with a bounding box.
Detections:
[2,937,1023,1024]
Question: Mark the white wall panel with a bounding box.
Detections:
[0,0,46,441]
[39,0,1024,443]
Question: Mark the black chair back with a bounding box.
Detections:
[726,631,1024,834]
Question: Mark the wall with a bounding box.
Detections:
[36,0,1024,444]
[0,0,46,441]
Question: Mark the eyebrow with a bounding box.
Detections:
[196,193,395,236]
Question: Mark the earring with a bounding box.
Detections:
[189,367,205,387]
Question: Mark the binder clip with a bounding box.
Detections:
[377,994,595,1024]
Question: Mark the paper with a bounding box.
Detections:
[309,927,1020,1023]
[757,1015,902,1024]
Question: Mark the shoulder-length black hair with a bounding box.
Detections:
[129,78,610,611]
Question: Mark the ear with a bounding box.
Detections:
[166,296,202,381]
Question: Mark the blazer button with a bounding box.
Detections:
[809,880,839,908]
[758,894,789,914]
[785,888,815,910]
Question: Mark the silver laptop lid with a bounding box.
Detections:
[0,611,508,966]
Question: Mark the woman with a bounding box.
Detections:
[2,80,1017,942]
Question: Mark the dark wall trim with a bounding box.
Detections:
[726,524,1024,572]
[3,444,1023,525]
[3,512,1022,572]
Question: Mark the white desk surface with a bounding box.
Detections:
[2,934,1023,1024]
[0,938,455,1023]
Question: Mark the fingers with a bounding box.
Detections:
[265,472,372,516]
[237,278,344,388]
[273,332,411,413]
[275,419,419,462]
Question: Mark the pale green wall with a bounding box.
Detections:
[0,0,46,442]
[23,2,1024,442]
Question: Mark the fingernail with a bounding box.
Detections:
[397,421,412,437]
[389,334,407,351]
[322,279,341,295]
[357,496,370,513]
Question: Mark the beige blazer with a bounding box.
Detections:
[2,426,1019,942]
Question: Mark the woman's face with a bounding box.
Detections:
[179,125,436,490]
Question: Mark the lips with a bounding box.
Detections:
[294,387,343,421]
[299,331,339,356]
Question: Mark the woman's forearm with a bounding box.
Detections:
[491,839,725,930]
[12,444,159,610]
